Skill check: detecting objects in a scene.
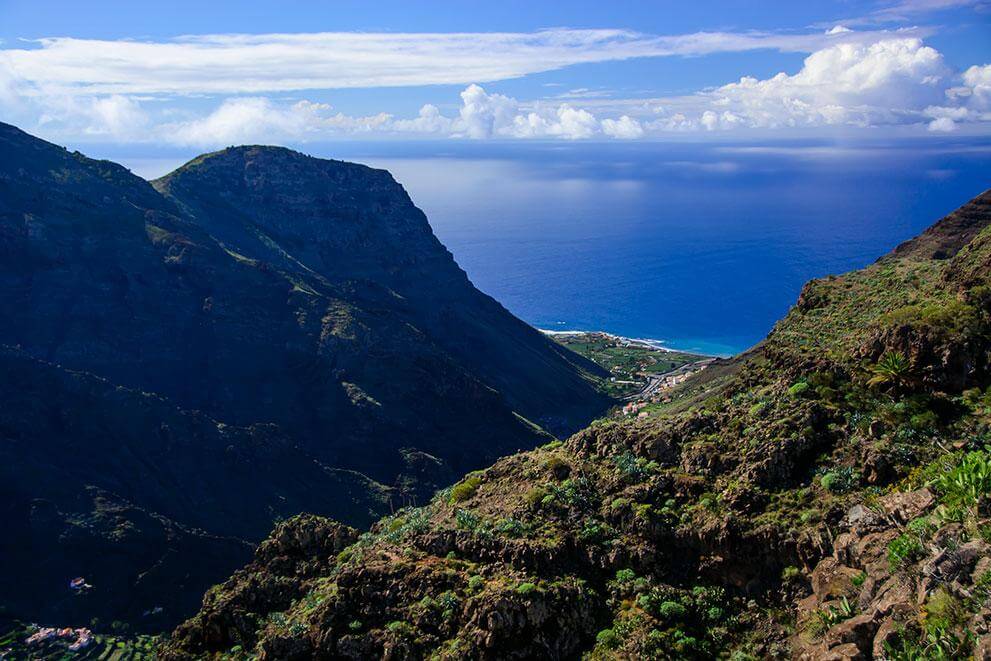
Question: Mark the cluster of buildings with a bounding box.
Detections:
[24,627,93,651]
[655,370,695,390]
[621,401,650,417]
[619,358,716,416]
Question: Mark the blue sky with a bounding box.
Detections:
[1,0,989,150]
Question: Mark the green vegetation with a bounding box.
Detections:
[867,351,913,390]
[933,448,991,521]
[159,193,991,661]
[449,474,483,503]
[548,331,706,398]
[0,621,159,660]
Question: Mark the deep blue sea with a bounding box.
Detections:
[124,138,991,356]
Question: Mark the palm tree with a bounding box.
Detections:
[867,351,912,391]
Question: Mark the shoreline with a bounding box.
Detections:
[539,328,719,357]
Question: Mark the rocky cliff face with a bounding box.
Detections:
[0,123,608,629]
[162,190,991,660]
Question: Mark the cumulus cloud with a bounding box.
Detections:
[391,104,453,134]
[160,98,392,147]
[454,84,601,139]
[601,115,645,139]
[696,38,948,129]
[457,84,520,139]
[961,64,991,109]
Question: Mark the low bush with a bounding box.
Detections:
[449,475,482,503]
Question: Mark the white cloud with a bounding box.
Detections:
[86,95,149,137]
[457,84,520,139]
[455,85,600,139]
[165,97,392,147]
[601,115,644,139]
[3,30,989,145]
[699,38,948,129]
[824,0,988,27]
[962,63,991,109]
[0,27,925,97]
[391,104,453,134]
[928,116,957,131]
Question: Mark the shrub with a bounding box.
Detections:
[884,627,973,661]
[614,452,648,482]
[820,467,859,494]
[596,628,621,650]
[495,517,527,538]
[656,600,688,621]
[615,568,637,584]
[579,519,613,543]
[385,620,415,638]
[813,597,855,632]
[888,533,924,571]
[524,486,548,508]
[934,448,991,521]
[544,456,570,479]
[516,582,538,596]
[924,588,966,634]
[467,575,484,592]
[788,381,810,398]
[610,497,632,511]
[455,508,481,531]
[449,475,482,503]
[867,351,912,391]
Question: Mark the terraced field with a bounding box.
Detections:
[0,622,158,660]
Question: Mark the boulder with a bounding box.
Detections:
[880,489,935,524]
[819,642,865,660]
[812,558,863,602]
[823,612,880,656]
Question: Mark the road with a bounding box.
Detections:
[624,358,716,401]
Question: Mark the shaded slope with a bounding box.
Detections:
[0,345,388,629]
[163,189,991,660]
[0,123,609,628]
[152,145,609,437]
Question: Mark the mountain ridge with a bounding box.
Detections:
[0,122,609,629]
[161,187,991,660]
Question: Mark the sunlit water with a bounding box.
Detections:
[125,139,991,356]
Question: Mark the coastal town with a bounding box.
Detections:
[545,330,714,406]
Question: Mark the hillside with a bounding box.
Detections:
[0,123,609,629]
[162,191,991,659]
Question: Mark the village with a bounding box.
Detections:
[544,329,714,410]
[619,356,715,417]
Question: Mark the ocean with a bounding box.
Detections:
[128,138,991,357]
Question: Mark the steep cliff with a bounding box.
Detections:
[163,190,991,659]
[0,123,608,628]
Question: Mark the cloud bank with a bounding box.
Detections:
[1,28,988,145]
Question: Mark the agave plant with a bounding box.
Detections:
[867,351,913,391]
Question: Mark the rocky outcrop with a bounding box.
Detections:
[793,489,991,660]
[163,515,357,656]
